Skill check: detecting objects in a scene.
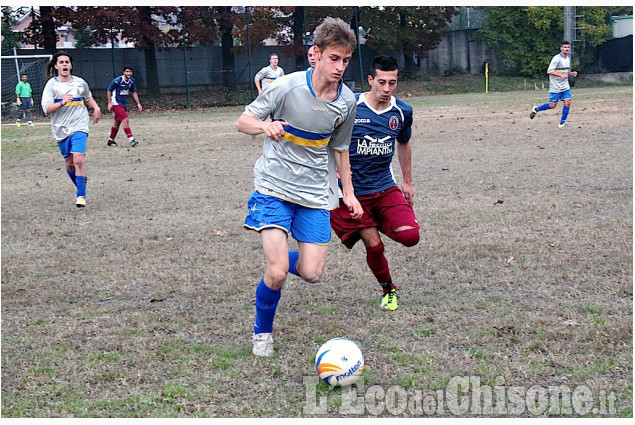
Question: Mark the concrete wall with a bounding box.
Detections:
[420,29,504,75]
[583,71,633,84]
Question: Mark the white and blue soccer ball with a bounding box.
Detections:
[315,337,364,387]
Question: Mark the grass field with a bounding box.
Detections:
[1,85,632,417]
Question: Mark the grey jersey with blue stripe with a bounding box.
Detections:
[547,53,571,93]
[255,65,285,91]
[244,69,356,209]
[41,76,93,141]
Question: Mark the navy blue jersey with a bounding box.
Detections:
[107,76,137,108]
[347,93,413,196]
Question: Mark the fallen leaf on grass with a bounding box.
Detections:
[493,325,516,337]
[562,319,578,326]
[216,229,229,237]
[494,199,504,205]
[506,257,516,265]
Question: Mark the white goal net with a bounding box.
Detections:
[2,52,52,117]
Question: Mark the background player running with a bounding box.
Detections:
[330,54,420,311]
[529,41,578,128]
[106,65,142,147]
[254,52,285,95]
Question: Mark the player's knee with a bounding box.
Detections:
[305,274,321,284]
[300,266,323,284]
[393,227,420,247]
[266,268,288,287]
[72,154,85,166]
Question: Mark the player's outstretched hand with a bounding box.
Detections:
[137,104,143,112]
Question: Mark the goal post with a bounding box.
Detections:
[1,52,52,117]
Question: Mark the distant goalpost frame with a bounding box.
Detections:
[1,52,52,116]
[3,53,53,83]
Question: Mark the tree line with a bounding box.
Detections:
[2,6,629,95]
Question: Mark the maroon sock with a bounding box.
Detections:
[109,127,119,140]
[366,242,393,291]
[123,127,133,139]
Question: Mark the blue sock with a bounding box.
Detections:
[536,103,550,112]
[66,170,77,187]
[76,175,86,198]
[560,106,569,125]
[254,278,281,334]
[288,250,300,277]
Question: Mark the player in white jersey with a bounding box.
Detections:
[41,51,101,208]
[330,55,419,312]
[529,41,578,128]
[254,52,285,95]
[236,17,363,357]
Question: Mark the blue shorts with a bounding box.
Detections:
[549,90,571,103]
[243,191,331,244]
[58,132,88,159]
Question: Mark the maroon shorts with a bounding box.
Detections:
[112,104,129,122]
[330,186,419,248]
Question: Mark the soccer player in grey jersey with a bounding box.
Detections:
[42,51,101,207]
[236,17,363,357]
[530,41,578,128]
[254,52,284,95]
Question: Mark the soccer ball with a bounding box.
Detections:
[315,337,364,387]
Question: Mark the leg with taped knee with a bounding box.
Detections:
[389,226,420,247]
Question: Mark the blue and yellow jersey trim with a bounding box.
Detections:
[55,98,84,107]
[305,68,343,99]
[283,124,332,147]
[263,77,277,82]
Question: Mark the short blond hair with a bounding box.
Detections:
[313,17,356,54]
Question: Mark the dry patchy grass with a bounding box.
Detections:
[1,86,632,417]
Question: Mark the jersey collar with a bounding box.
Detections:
[358,92,396,115]
[306,68,343,100]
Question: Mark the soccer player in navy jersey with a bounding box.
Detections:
[530,41,578,128]
[106,65,142,147]
[330,54,420,311]
[236,17,362,357]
